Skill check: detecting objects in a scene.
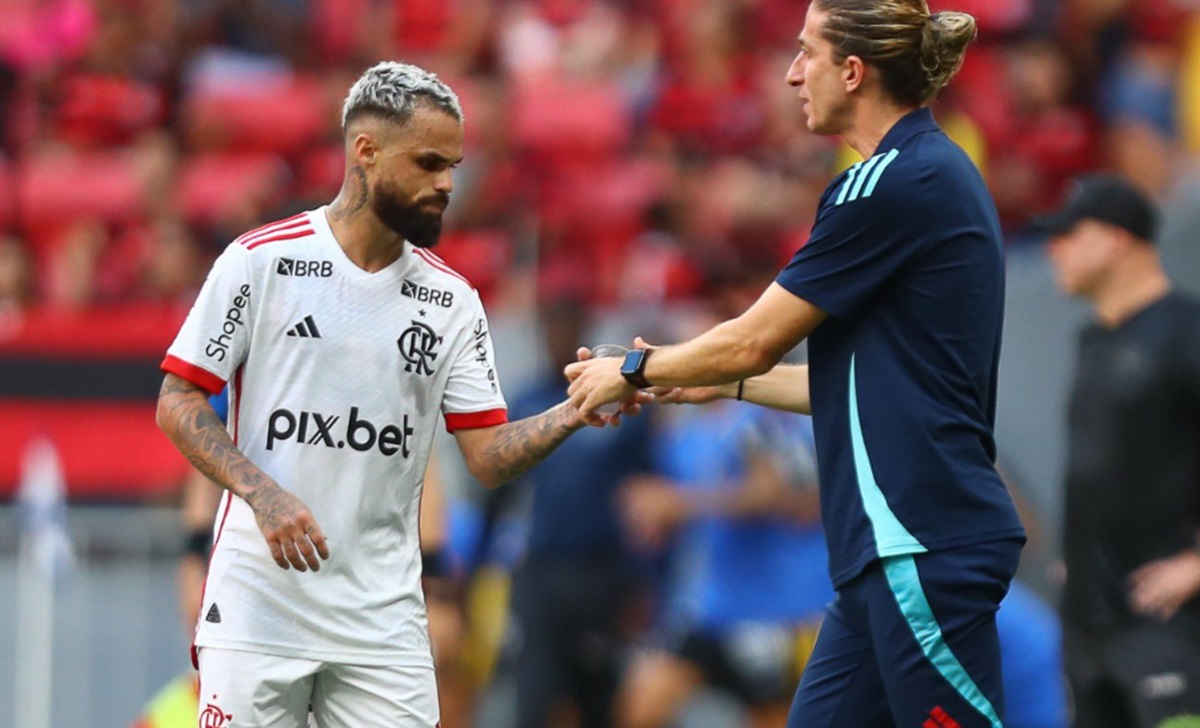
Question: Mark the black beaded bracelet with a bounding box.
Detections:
[736,380,745,401]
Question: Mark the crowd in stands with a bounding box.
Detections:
[0,0,1197,315]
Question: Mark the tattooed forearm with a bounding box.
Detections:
[476,402,585,487]
[156,374,279,503]
[158,374,328,570]
[329,166,369,222]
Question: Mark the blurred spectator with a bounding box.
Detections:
[987,38,1097,235]
[616,400,830,728]
[996,580,1070,728]
[495,297,656,728]
[129,389,227,728]
[0,235,34,312]
[0,0,1196,312]
[1038,174,1200,727]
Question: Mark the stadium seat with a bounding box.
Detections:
[54,73,166,146]
[509,77,631,161]
[432,229,511,301]
[17,149,147,231]
[175,152,289,228]
[182,76,332,157]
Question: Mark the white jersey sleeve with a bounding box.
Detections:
[441,291,508,432]
[162,243,254,393]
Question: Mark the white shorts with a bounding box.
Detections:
[197,647,440,728]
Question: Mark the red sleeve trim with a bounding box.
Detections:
[161,355,227,395]
[444,408,508,433]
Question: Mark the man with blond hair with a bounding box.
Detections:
[568,2,1024,725]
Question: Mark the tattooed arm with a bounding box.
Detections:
[156,373,330,571]
[452,402,592,489]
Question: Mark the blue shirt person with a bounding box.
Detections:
[499,298,657,728]
[617,403,832,727]
[650,405,831,633]
[566,3,1023,726]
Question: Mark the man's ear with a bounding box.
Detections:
[843,55,865,93]
[352,133,379,168]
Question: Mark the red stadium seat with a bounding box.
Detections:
[510,77,631,161]
[182,76,333,157]
[17,149,146,231]
[175,152,289,227]
[54,73,167,146]
[432,229,511,302]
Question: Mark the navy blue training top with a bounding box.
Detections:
[776,108,1025,588]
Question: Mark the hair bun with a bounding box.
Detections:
[920,10,977,97]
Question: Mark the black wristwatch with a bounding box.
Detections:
[620,348,653,388]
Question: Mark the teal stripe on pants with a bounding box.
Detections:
[881,555,1005,728]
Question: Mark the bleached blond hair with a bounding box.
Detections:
[341,61,463,130]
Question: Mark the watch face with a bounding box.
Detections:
[620,349,645,376]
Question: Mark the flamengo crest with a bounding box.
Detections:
[200,700,232,728]
[398,320,443,376]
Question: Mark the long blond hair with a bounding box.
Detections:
[814,0,976,105]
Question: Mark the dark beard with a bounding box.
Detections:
[371,182,447,249]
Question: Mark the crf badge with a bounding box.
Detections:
[200,700,232,728]
[398,320,443,376]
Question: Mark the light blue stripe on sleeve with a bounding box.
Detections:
[848,355,926,555]
[882,556,1005,728]
[861,149,900,199]
[835,163,862,206]
[846,153,883,202]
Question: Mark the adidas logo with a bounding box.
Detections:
[206,603,222,623]
[923,706,962,728]
[286,315,322,339]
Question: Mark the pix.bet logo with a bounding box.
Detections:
[267,406,414,458]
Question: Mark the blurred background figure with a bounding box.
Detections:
[996,579,1069,728]
[129,389,227,728]
[613,293,831,728]
[616,401,830,728]
[1039,175,1200,728]
[485,296,656,728]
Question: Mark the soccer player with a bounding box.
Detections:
[1037,174,1200,727]
[566,2,1026,726]
[156,62,634,727]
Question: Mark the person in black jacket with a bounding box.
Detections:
[1038,174,1200,728]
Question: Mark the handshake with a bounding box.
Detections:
[563,337,729,427]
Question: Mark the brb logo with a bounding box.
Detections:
[205,284,251,363]
[401,279,453,307]
[398,320,443,376]
[267,407,414,458]
[277,257,332,277]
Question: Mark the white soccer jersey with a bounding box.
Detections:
[163,208,507,666]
